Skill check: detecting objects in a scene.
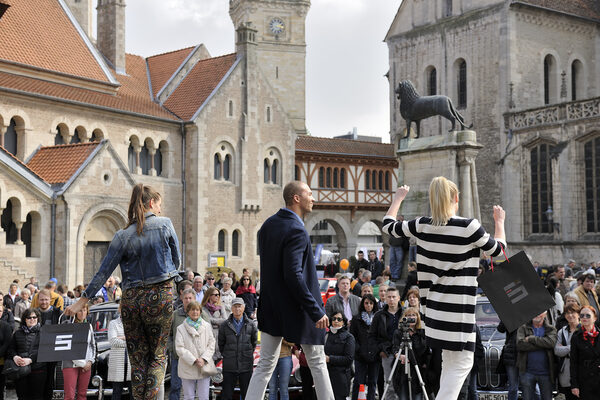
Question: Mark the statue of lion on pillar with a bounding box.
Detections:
[395,80,472,138]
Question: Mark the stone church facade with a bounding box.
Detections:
[0,0,309,289]
[386,0,600,264]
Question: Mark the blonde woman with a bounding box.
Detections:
[383,177,506,400]
[175,301,216,400]
[201,287,228,360]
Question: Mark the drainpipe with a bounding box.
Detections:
[50,199,56,278]
[180,122,186,270]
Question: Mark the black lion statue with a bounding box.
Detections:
[396,80,472,138]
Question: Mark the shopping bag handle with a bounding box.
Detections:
[59,312,74,324]
[490,244,508,272]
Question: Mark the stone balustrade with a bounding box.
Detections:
[505,97,600,131]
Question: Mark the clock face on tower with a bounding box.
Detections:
[269,18,285,35]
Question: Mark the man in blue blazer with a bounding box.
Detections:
[246,181,334,400]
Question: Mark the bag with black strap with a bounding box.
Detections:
[2,358,31,381]
[477,250,556,332]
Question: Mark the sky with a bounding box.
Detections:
[120,0,401,142]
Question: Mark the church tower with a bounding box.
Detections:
[229,0,310,135]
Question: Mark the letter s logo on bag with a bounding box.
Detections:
[504,280,528,304]
[55,334,73,351]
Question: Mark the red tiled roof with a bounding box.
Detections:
[0,54,179,120]
[0,145,46,182]
[513,0,600,21]
[296,136,396,158]
[0,0,110,82]
[27,142,100,184]
[163,53,237,121]
[147,47,195,98]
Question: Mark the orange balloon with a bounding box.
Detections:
[340,259,349,270]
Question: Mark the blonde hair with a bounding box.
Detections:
[402,307,422,330]
[429,176,459,226]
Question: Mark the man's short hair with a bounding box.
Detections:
[368,250,376,254]
[45,281,56,289]
[193,276,203,282]
[583,273,596,282]
[362,270,372,279]
[357,250,364,255]
[283,181,306,206]
[338,276,351,284]
[38,288,52,299]
[177,280,192,293]
[386,287,400,295]
[182,288,196,297]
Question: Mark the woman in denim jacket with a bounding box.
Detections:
[66,184,181,400]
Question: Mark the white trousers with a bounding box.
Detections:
[435,349,474,400]
[181,377,210,400]
[245,332,334,400]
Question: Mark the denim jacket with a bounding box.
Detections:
[83,213,181,298]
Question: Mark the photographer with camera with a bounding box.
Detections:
[369,287,403,399]
[392,308,429,400]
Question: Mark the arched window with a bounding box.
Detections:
[154,148,162,176]
[266,107,271,123]
[571,60,583,101]
[294,165,300,181]
[223,154,231,181]
[214,154,222,179]
[4,118,17,156]
[21,212,41,258]
[319,167,325,187]
[55,130,65,145]
[365,169,370,190]
[91,129,103,142]
[128,143,136,173]
[71,128,82,144]
[584,136,600,232]
[544,55,557,105]
[428,67,437,96]
[228,100,233,117]
[218,230,226,252]
[340,168,346,189]
[333,168,338,188]
[372,170,377,190]
[326,167,332,188]
[140,144,150,175]
[0,200,17,244]
[385,171,390,191]
[378,171,384,190]
[232,230,240,257]
[264,159,270,183]
[457,59,467,108]
[271,159,278,185]
[531,143,555,233]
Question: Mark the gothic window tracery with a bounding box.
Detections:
[530,143,554,233]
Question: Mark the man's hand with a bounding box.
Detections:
[315,314,329,330]
[571,388,580,398]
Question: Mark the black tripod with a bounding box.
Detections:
[382,322,429,400]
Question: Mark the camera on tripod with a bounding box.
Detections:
[398,316,416,331]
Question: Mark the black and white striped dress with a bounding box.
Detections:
[382,215,506,352]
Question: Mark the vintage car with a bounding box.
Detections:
[475,296,509,400]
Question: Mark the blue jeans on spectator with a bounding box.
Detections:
[268,356,293,400]
[505,365,519,400]
[389,246,405,280]
[408,246,417,262]
[351,360,379,400]
[519,372,552,400]
[169,355,182,400]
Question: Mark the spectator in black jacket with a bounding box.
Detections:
[353,251,370,279]
[0,303,14,329]
[235,276,258,320]
[400,262,418,302]
[367,251,384,281]
[369,287,403,399]
[350,294,380,400]
[325,312,355,400]
[218,298,258,400]
[0,318,13,400]
[3,283,21,313]
[569,306,600,399]
[35,289,61,399]
[392,307,430,400]
[7,308,45,400]
[497,321,518,400]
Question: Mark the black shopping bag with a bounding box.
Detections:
[37,323,91,362]
[477,250,555,333]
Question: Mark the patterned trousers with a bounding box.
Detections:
[121,280,174,400]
